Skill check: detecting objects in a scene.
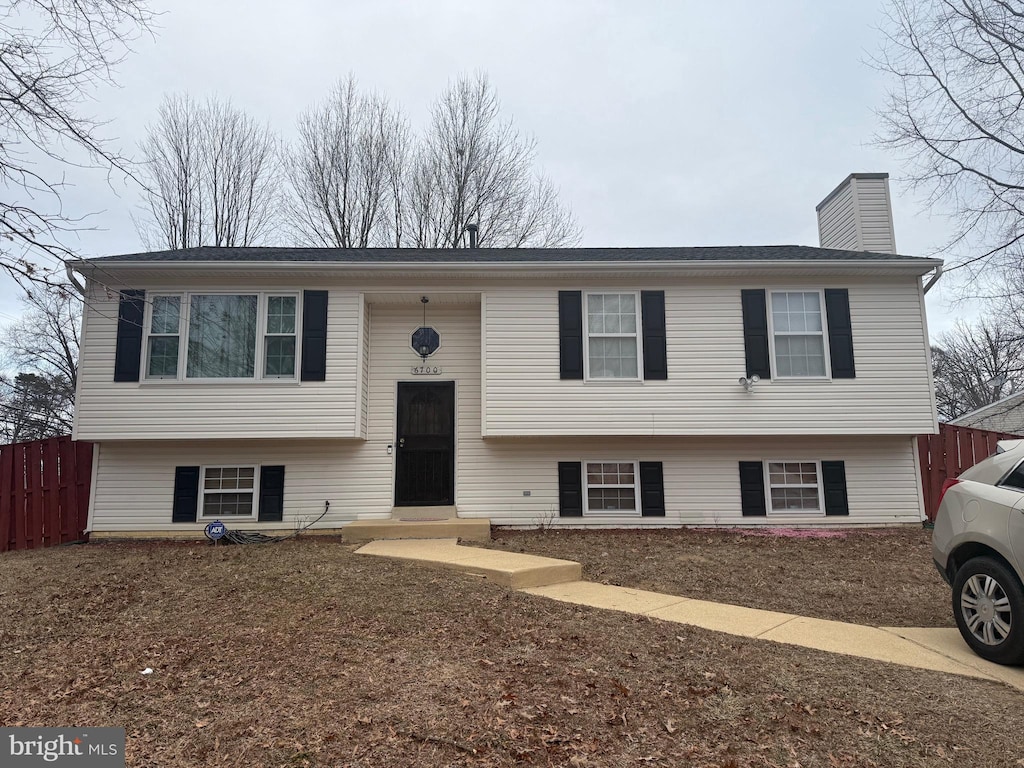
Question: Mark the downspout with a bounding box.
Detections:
[922,264,943,294]
[65,262,87,296]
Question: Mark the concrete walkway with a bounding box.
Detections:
[355,538,1024,692]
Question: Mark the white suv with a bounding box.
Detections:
[932,440,1024,666]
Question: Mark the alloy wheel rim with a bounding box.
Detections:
[961,574,1012,646]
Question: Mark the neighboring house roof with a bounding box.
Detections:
[949,392,1024,435]
[81,244,941,267]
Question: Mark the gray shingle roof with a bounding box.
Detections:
[83,245,939,265]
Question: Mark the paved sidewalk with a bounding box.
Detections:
[356,538,1024,691]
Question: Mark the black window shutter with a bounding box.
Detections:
[258,465,286,522]
[740,289,771,380]
[738,461,767,516]
[639,461,666,516]
[172,466,200,523]
[113,289,146,382]
[558,461,583,517]
[821,461,850,516]
[824,289,855,379]
[300,290,329,381]
[558,291,584,380]
[640,291,667,380]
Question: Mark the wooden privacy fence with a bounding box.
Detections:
[0,436,93,552]
[918,423,1023,522]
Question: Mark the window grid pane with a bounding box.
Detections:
[767,462,820,512]
[264,336,296,377]
[202,467,256,517]
[587,488,636,511]
[266,296,297,335]
[585,462,637,513]
[586,293,639,379]
[151,296,181,335]
[147,336,179,378]
[771,292,827,377]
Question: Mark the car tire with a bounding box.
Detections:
[952,556,1024,666]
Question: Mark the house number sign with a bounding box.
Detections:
[411,365,443,375]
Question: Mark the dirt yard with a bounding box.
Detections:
[482,526,951,627]
[0,538,1019,767]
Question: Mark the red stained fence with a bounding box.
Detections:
[0,436,93,552]
[918,423,1023,522]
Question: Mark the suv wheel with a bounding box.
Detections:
[952,556,1024,666]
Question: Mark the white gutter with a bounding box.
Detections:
[71,257,945,277]
[65,262,87,295]
[922,263,944,294]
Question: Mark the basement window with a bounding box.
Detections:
[201,466,257,518]
[765,461,823,513]
[584,461,639,514]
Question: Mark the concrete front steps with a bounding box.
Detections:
[356,538,582,588]
[342,507,490,544]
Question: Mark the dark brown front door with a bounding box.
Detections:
[395,381,455,506]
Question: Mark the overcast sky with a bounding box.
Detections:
[0,0,970,335]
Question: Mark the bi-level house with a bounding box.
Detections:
[70,173,941,537]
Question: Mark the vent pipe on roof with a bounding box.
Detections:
[465,222,479,249]
[816,173,896,254]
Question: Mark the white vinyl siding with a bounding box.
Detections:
[89,435,924,532]
[816,175,896,254]
[75,283,361,440]
[482,277,936,436]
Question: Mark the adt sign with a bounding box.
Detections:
[205,520,227,541]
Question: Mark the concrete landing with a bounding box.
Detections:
[355,538,581,588]
[342,518,491,543]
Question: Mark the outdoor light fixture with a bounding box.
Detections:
[411,296,440,361]
[738,374,760,392]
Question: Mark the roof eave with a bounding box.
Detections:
[71,257,944,277]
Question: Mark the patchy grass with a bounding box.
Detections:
[0,538,1019,768]
[482,526,951,627]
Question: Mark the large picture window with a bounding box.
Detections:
[144,293,299,380]
[769,291,829,378]
[585,461,639,513]
[766,461,823,513]
[585,293,641,379]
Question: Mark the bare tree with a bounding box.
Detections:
[0,282,81,440]
[876,0,1024,284]
[0,0,152,284]
[286,76,409,247]
[404,74,579,248]
[284,73,580,250]
[137,94,280,249]
[932,315,1024,420]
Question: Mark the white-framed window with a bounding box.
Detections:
[143,292,300,381]
[263,296,298,378]
[201,465,258,519]
[768,290,830,378]
[146,295,182,379]
[765,460,823,513]
[584,460,639,514]
[585,292,642,380]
